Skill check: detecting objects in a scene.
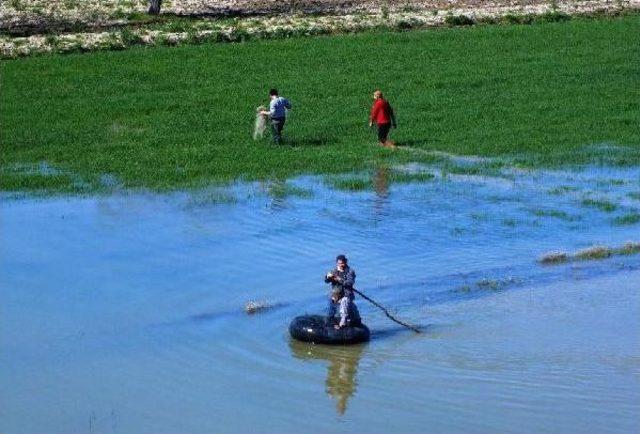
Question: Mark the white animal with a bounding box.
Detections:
[253,105,268,140]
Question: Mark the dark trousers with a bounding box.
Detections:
[377,122,391,143]
[271,118,285,144]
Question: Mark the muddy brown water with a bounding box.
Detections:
[1,164,639,433]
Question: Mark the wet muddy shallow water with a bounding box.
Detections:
[1,164,639,433]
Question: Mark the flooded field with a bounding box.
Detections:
[1,163,639,434]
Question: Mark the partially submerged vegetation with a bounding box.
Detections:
[613,213,640,225]
[538,241,640,264]
[581,198,617,212]
[325,169,435,191]
[456,276,522,293]
[528,209,579,221]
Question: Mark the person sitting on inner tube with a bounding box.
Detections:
[332,288,362,330]
[325,254,356,320]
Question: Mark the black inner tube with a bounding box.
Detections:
[289,315,370,345]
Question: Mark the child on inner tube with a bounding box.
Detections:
[331,288,362,330]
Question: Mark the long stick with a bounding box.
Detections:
[352,288,421,333]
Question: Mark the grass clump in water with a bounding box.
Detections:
[581,198,617,212]
[618,242,640,255]
[529,208,578,221]
[548,185,579,195]
[328,176,372,192]
[539,251,569,264]
[575,245,612,260]
[475,276,521,291]
[539,241,640,265]
[388,171,436,184]
[266,181,313,199]
[613,213,640,225]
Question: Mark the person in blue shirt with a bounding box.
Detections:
[260,88,291,144]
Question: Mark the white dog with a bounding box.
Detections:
[253,105,268,140]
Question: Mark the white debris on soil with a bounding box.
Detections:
[1,1,638,58]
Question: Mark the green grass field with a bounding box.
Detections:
[1,14,639,193]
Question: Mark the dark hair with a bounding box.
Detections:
[336,254,348,263]
[269,88,278,96]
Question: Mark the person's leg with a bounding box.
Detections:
[270,119,280,144]
[271,118,285,144]
[326,298,337,322]
[277,118,285,143]
[377,123,390,144]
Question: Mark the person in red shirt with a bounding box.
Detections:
[369,90,397,147]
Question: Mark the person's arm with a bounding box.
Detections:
[325,270,335,283]
[284,98,292,110]
[369,101,380,127]
[268,99,277,117]
[389,104,397,128]
[342,269,355,289]
[260,100,275,117]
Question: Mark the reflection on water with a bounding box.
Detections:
[290,340,365,415]
[373,166,390,199]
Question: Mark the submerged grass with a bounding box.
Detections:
[539,241,640,264]
[2,15,640,194]
[613,213,640,225]
[528,208,579,221]
[266,181,313,199]
[581,198,617,212]
[326,168,435,191]
[575,245,612,260]
[548,186,580,195]
[328,176,372,192]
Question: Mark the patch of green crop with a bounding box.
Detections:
[2,15,640,194]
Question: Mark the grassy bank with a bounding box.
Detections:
[1,14,639,193]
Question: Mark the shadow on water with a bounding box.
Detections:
[289,339,366,416]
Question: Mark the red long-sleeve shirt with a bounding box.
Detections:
[370,98,394,125]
